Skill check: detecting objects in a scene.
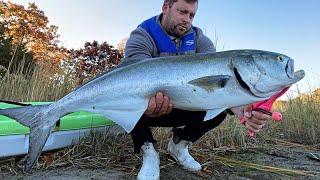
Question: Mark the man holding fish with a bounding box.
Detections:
[125,0,269,179]
[0,0,305,178]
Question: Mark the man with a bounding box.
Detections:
[125,0,269,179]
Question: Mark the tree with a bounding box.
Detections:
[117,37,128,56]
[0,2,68,73]
[0,22,34,75]
[0,23,12,69]
[69,41,123,85]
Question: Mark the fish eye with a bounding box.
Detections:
[277,55,284,62]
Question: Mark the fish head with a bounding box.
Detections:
[231,50,305,98]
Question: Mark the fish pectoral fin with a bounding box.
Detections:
[204,108,227,120]
[98,98,149,133]
[188,75,231,92]
[101,109,146,133]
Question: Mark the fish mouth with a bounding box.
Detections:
[286,59,294,79]
[233,67,258,96]
[286,59,305,83]
[290,70,305,83]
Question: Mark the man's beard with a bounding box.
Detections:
[162,13,189,37]
[169,23,189,37]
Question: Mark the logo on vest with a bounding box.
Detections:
[185,40,194,46]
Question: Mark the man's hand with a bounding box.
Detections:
[230,105,269,133]
[242,105,269,133]
[144,92,173,117]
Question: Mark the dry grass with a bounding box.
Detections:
[1,129,316,178]
[0,65,75,102]
[0,133,138,175]
[213,156,309,176]
[279,95,320,144]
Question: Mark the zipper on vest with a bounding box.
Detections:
[174,38,181,55]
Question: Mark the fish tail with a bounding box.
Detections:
[0,104,56,172]
[25,117,52,172]
[0,104,50,127]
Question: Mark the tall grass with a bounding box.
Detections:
[0,65,75,102]
[278,91,320,144]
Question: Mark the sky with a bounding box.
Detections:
[7,0,320,96]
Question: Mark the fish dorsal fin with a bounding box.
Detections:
[118,57,145,67]
[188,75,231,92]
[95,57,145,76]
[91,57,146,79]
[73,57,147,91]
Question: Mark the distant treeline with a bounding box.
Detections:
[0,2,123,84]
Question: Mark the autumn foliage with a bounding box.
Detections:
[0,2,124,85]
[0,2,68,73]
[69,41,123,85]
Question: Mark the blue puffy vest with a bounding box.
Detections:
[139,16,196,56]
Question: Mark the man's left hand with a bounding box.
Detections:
[230,105,269,133]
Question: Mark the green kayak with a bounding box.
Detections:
[0,102,123,158]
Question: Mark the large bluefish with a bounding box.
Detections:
[0,50,305,172]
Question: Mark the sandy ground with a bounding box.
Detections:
[1,143,319,180]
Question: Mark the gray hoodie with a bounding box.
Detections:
[125,15,216,59]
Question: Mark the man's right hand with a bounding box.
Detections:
[144,92,173,117]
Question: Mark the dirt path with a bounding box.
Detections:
[1,143,319,180]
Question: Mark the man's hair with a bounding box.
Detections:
[165,0,198,7]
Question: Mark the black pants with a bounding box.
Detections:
[130,108,227,153]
